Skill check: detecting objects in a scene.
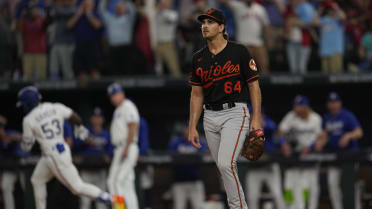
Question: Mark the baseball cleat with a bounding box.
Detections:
[112,195,125,209]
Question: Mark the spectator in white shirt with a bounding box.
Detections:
[223,0,272,74]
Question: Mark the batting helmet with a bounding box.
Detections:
[16,86,42,114]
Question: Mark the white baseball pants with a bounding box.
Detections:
[1,171,26,209]
[80,169,108,209]
[107,143,139,209]
[172,180,205,209]
[284,167,319,209]
[327,166,343,209]
[245,163,286,209]
[31,144,109,209]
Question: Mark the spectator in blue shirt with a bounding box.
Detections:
[67,0,103,80]
[99,0,136,75]
[77,107,112,209]
[0,115,27,209]
[313,2,346,74]
[168,122,207,209]
[315,92,363,209]
[245,106,286,209]
[217,0,236,40]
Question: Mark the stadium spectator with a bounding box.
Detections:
[0,3,16,79]
[75,107,113,209]
[285,0,316,74]
[314,92,363,209]
[0,115,28,209]
[223,0,272,74]
[313,1,346,74]
[359,22,372,71]
[168,122,207,209]
[278,95,322,209]
[48,0,76,80]
[263,0,285,68]
[344,7,365,72]
[67,0,103,80]
[99,0,136,75]
[178,0,207,68]
[17,3,47,80]
[245,106,286,209]
[15,0,45,19]
[133,0,154,73]
[216,0,236,41]
[155,0,182,78]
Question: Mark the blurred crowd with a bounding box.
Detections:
[0,91,365,209]
[0,0,372,80]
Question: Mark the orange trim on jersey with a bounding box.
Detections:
[189,81,202,86]
[202,72,240,88]
[246,75,259,82]
[230,107,247,209]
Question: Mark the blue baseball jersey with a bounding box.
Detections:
[263,116,278,152]
[323,108,361,150]
[168,137,207,182]
[138,117,150,156]
[75,127,113,157]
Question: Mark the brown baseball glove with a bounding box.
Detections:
[241,129,265,161]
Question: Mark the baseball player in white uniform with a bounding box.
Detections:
[107,83,140,209]
[278,95,322,209]
[16,86,124,209]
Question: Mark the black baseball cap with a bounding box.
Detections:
[197,8,225,24]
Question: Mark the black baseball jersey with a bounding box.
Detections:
[189,41,259,104]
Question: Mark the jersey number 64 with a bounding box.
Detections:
[224,81,241,94]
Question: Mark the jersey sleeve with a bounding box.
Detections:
[21,119,35,152]
[346,112,361,131]
[314,114,323,138]
[124,105,140,124]
[188,56,202,86]
[240,46,259,82]
[54,103,73,119]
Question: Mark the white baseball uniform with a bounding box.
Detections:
[21,102,112,209]
[279,110,322,209]
[1,171,26,209]
[108,99,140,209]
[245,163,285,209]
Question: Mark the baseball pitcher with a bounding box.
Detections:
[188,8,264,209]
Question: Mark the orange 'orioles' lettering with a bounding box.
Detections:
[198,60,240,85]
